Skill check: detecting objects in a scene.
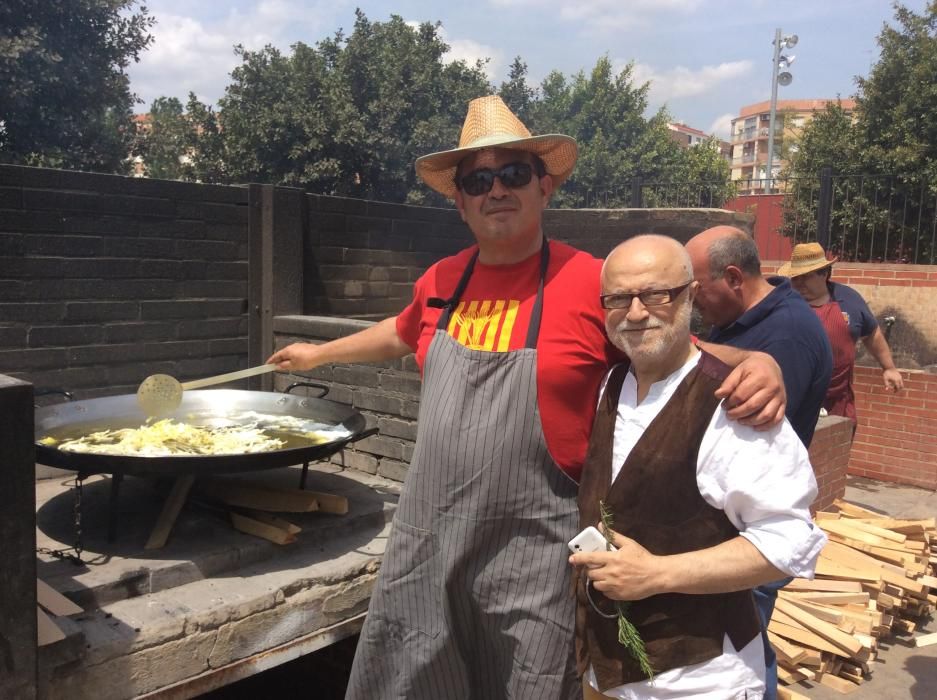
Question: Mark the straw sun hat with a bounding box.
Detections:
[415,95,578,198]
[778,242,838,277]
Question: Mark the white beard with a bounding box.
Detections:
[607,297,693,364]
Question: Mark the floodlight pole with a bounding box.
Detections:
[766,27,782,191]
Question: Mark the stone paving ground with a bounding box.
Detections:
[202,476,937,700]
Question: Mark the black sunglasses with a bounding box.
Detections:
[600,281,694,309]
[457,162,535,196]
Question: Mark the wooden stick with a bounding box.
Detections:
[37,607,65,646]
[37,578,82,616]
[230,512,298,545]
[914,632,937,647]
[774,598,864,657]
[145,474,196,550]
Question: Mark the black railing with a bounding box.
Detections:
[778,172,937,265]
[572,172,937,265]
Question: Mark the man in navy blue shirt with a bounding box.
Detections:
[686,226,832,700]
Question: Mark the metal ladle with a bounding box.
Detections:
[137,364,278,415]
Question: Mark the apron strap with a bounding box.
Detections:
[431,250,480,331]
[430,240,551,348]
[524,240,550,349]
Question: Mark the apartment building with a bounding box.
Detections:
[729,98,855,194]
[668,122,732,162]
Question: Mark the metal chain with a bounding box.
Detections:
[36,477,85,566]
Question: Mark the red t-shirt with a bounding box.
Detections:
[396,240,620,481]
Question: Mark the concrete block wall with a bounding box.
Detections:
[850,367,937,490]
[300,197,755,319]
[0,165,250,397]
[302,195,467,318]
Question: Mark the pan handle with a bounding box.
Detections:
[349,427,379,443]
[283,381,330,398]
[34,388,75,407]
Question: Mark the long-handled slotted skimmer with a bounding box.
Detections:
[137,364,278,415]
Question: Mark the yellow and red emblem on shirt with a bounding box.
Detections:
[447,299,520,351]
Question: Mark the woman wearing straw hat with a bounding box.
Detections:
[780,242,904,425]
[268,96,786,700]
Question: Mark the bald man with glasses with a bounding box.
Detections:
[571,235,825,700]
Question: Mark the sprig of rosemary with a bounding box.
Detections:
[599,500,654,680]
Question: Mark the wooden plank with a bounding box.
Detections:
[815,557,881,583]
[781,591,870,606]
[767,631,807,665]
[774,598,864,657]
[919,574,937,589]
[833,499,886,518]
[230,512,298,545]
[818,672,859,694]
[302,490,349,515]
[845,519,907,543]
[244,509,301,535]
[914,632,937,647]
[784,597,845,625]
[778,686,810,700]
[36,578,82,616]
[200,478,319,513]
[768,620,846,657]
[785,578,864,593]
[145,474,196,550]
[37,607,65,646]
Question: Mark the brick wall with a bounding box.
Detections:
[0,164,250,396]
[809,415,854,511]
[762,261,937,368]
[849,367,937,490]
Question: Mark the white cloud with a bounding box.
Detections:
[489,0,704,31]
[440,29,503,82]
[708,113,736,140]
[629,60,753,103]
[127,1,340,108]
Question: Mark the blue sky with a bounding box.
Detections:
[126,0,926,139]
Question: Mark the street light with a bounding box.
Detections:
[766,29,798,189]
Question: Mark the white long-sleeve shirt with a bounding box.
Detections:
[587,351,827,700]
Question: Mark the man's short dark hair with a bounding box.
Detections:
[708,234,762,280]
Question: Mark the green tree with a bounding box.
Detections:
[139,97,191,180]
[531,57,685,208]
[218,11,490,203]
[663,136,736,208]
[498,57,537,124]
[185,94,227,183]
[0,0,154,172]
[782,2,937,262]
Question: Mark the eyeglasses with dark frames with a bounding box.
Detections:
[600,281,694,309]
[457,162,535,196]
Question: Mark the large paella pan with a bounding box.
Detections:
[35,388,370,478]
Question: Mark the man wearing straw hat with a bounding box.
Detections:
[268,96,785,699]
[780,242,904,425]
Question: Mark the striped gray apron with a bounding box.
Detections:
[346,242,580,700]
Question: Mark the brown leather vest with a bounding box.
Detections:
[575,351,761,691]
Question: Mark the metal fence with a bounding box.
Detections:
[780,170,937,265]
[572,171,937,265]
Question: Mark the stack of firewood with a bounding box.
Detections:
[772,499,936,697]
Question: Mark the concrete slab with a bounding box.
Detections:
[34,463,399,699]
[790,476,937,700]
